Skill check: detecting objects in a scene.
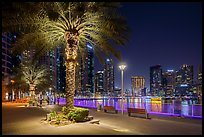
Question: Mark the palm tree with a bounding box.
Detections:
[14,59,50,102]
[2,2,129,112]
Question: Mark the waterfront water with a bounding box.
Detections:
[58,97,202,118]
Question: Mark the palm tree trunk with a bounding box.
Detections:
[29,84,35,102]
[65,61,76,111]
[64,32,79,112]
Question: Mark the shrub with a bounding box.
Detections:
[56,115,61,124]
[50,111,57,119]
[62,106,68,115]
[67,107,89,122]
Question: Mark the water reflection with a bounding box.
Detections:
[59,97,202,118]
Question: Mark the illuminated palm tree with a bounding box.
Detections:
[15,59,50,101]
[2,2,129,112]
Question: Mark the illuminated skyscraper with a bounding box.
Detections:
[86,43,94,96]
[2,32,15,77]
[162,69,176,97]
[197,64,202,84]
[150,65,163,96]
[131,76,145,97]
[75,56,84,97]
[75,43,94,97]
[2,32,14,101]
[175,64,193,96]
[104,58,114,96]
[94,71,104,97]
[196,64,202,97]
[38,49,57,90]
[56,47,66,93]
[2,32,20,101]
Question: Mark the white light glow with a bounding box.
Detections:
[119,64,126,70]
[167,69,174,72]
[180,84,188,87]
[87,44,93,49]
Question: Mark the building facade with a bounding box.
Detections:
[2,32,21,101]
[103,58,115,96]
[175,64,194,97]
[75,43,94,97]
[131,76,145,97]
[38,49,57,92]
[94,71,104,97]
[162,69,176,97]
[196,64,202,97]
[150,65,163,96]
[2,32,13,101]
[56,47,66,93]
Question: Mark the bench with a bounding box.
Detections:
[103,106,118,113]
[127,108,149,119]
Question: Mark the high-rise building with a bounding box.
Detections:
[197,64,202,84]
[38,49,57,91]
[162,69,176,97]
[94,71,104,97]
[2,32,13,101]
[75,43,94,97]
[103,58,114,96]
[56,47,66,93]
[86,43,94,96]
[175,64,193,96]
[196,64,202,97]
[150,65,163,96]
[131,76,145,97]
[2,32,14,77]
[75,56,84,97]
[141,87,147,96]
[2,32,20,101]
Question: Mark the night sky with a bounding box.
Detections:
[95,2,202,91]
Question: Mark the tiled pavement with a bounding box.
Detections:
[2,102,202,135]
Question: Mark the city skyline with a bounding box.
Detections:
[95,2,202,91]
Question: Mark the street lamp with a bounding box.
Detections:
[11,80,15,101]
[49,87,52,96]
[119,64,126,115]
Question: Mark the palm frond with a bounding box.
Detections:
[3,2,130,65]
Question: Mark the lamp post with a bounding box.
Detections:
[49,87,52,94]
[48,87,52,105]
[119,64,126,115]
[11,80,15,101]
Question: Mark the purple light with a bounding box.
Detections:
[58,97,202,119]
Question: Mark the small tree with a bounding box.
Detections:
[15,60,50,102]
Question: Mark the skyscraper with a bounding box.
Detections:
[162,69,176,97]
[2,32,13,101]
[104,58,114,96]
[86,43,94,96]
[75,43,94,97]
[196,64,202,97]
[38,49,57,91]
[56,47,66,93]
[131,76,145,97]
[197,64,202,84]
[94,71,104,97]
[175,64,193,96]
[75,56,84,97]
[2,32,20,101]
[150,65,163,96]
[2,32,14,78]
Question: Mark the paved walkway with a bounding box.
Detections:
[2,102,202,135]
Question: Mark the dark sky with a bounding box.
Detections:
[95,2,202,91]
